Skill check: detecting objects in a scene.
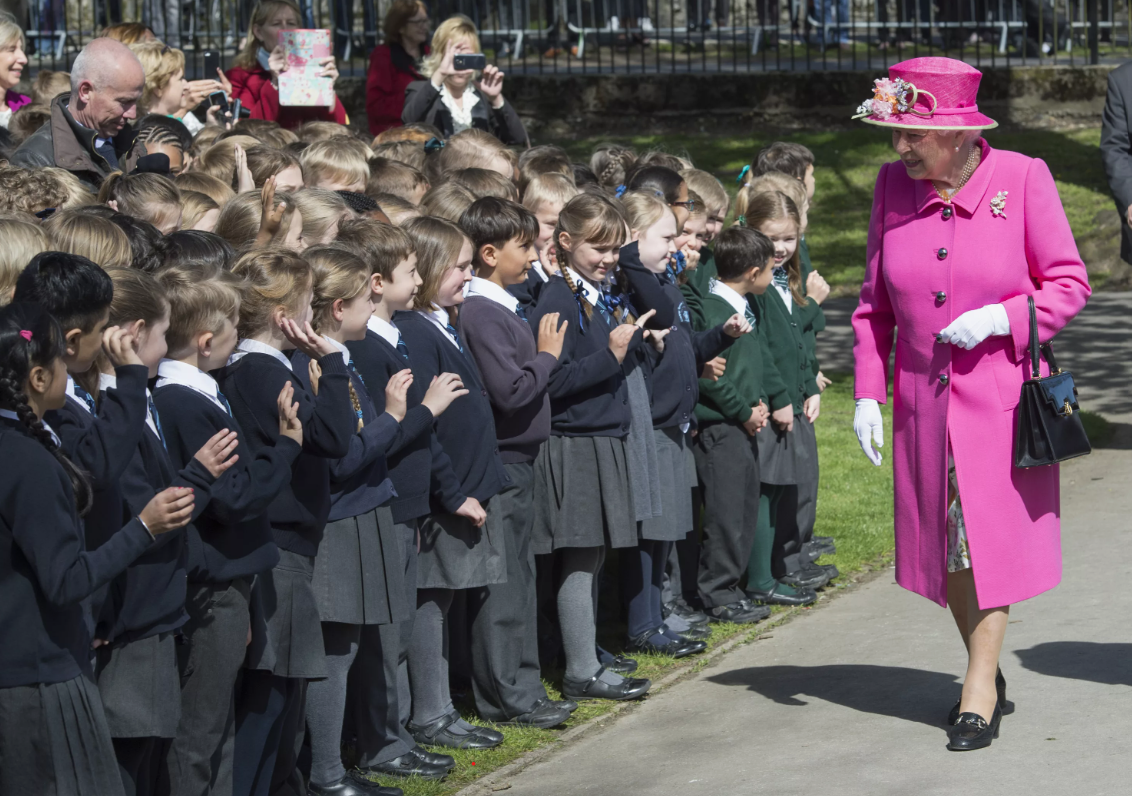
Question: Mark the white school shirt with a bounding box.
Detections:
[0,408,61,445]
[323,335,351,368]
[66,375,92,415]
[529,260,550,283]
[228,339,293,371]
[709,279,753,322]
[155,359,229,414]
[772,279,793,314]
[467,276,522,316]
[100,372,160,441]
[419,306,461,351]
[566,267,602,308]
[366,315,402,349]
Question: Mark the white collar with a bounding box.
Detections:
[230,339,293,371]
[0,408,61,445]
[772,281,793,314]
[98,372,116,391]
[324,335,351,367]
[105,372,161,440]
[709,279,752,320]
[367,314,401,349]
[467,276,521,314]
[566,267,601,307]
[438,84,480,133]
[66,375,93,415]
[419,306,461,349]
[529,260,549,282]
[156,359,229,414]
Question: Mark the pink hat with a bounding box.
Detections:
[853,57,997,131]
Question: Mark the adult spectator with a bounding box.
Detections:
[226,0,347,130]
[402,15,527,146]
[0,13,30,129]
[1101,61,1132,267]
[11,37,146,192]
[130,41,226,135]
[365,0,430,136]
[100,22,158,44]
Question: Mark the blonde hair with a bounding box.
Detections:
[0,12,24,50]
[157,263,243,355]
[590,145,638,195]
[44,167,95,209]
[100,22,154,44]
[370,193,420,225]
[46,209,133,268]
[192,136,262,187]
[556,193,628,324]
[403,216,468,310]
[130,41,186,115]
[245,145,302,189]
[422,128,509,186]
[421,15,481,78]
[176,171,236,208]
[686,189,707,221]
[236,0,302,70]
[301,139,370,190]
[234,118,299,148]
[231,246,313,338]
[367,158,429,204]
[0,166,89,216]
[522,173,578,214]
[188,125,224,157]
[0,218,50,305]
[738,172,807,232]
[335,218,415,280]
[98,171,182,227]
[742,191,806,307]
[291,189,353,245]
[295,120,354,144]
[215,190,298,250]
[180,191,220,230]
[620,191,673,235]
[682,169,729,216]
[371,140,427,171]
[306,244,371,331]
[418,182,475,222]
[31,70,71,104]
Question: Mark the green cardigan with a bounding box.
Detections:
[694,290,790,425]
[797,237,824,381]
[754,287,821,415]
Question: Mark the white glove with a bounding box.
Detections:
[937,304,1010,350]
[853,398,884,466]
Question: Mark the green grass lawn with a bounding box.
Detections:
[367,372,893,796]
[561,126,1112,294]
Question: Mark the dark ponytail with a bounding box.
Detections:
[0,302,93,515]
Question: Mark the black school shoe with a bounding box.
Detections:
[308,771,403,796]
[947,702,1003,751]
[803,536,837,559]
[359,754,448,781]
[497,698,572,728]
[626,628,707,659]
[552,698,579,713]
[663,598,710,627]
[780,562,831,590]
[410,746,454,771]
[947,668,1008,725]
[745,583,818,607]
[408,710,504,750]
[709,601,769,624]
[674,623,712,642]
[597,650,639,674]
[562,665,651,702]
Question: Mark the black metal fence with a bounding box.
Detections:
[7,0,1132,77]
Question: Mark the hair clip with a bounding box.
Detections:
[424,137,446,154]
[736,215,746,227]
[736,164,751,185]
[19,330,32,341]
[34,207,56,220]
[615,184,627,198]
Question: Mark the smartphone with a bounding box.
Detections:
[208,90,228,114]
[453,53,486,71]
[203,50,221,80]
[232,98,251,119]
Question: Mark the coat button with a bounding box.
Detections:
[623,399,628,405]
[942,206,953,220]
[939,374,950,385]
[936,291,947,302]
[937,248,948,260]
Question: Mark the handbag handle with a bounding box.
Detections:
[1027,295,1060,379]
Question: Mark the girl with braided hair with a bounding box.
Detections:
[0,301,197,796]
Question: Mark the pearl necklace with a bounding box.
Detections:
[932,146,981,203]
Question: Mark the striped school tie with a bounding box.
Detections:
[215,389,233,417]
[148,394,167,450]
[73,383,97,415]
[444,322,464,353]
[396,337,410,360]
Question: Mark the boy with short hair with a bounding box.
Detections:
[367,158,430,206]
[692,227,787,625]
[514,173,578,308]
[301,139,371,193]
[150,264,303,796]
[458,197,573,729]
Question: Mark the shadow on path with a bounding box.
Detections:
[706,664,961,728]
[1014,642,1132,687]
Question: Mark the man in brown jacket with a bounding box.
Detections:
[12,37,146,192]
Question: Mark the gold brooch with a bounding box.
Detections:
[990,190,1008,218]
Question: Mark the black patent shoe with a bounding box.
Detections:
[551,698,579,713]
[674,623,712,642]
[709,601,767,624]
[308,771,403,796]
[599,652,638,674]
[626,628,706,659]
[562,665,651,701]
[663,599,710,626]
[359,754,448,781]
[409,746,454,770]
[498,698,571,728]
[948,668,1008,725]
[408,710,504,750]
[745,583,817,607]
[947,702,1002,751]
[779,563,830,590]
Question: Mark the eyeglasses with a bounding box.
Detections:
[672,199,698,212]
[406,17,430,26]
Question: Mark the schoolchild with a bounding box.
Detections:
[0,302,195,796]
[91,267,237,796]
[152,264,304,796]
[337,219,466,782]
[679,170,731,328]
[458,197,575,729]
[526,192,653,702]
[293,245,410,796]
[219,247,357,796]
[511,173,579,309]
[742,192,822,608]
[397,216,512,750]
[692,226,784,624]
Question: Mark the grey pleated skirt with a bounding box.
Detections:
[0,673,125,796]
[532,434,636,555]
[93,631,181,738]
[756,411,819,486]
[312,506,409,626]
[246,549,328,679]
[417,503,507,590]
[640,427,697,542]
[624,364,662,524]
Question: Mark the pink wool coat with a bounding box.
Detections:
[852,140,1091,610]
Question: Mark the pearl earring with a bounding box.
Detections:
[955,146,960,152]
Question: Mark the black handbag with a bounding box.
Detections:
[1013,296,1092,468]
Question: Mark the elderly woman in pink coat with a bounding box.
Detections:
[850,57,1090,751]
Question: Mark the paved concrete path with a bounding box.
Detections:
[493,295,1132,796]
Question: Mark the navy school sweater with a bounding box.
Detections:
[215,351,354,556]
[154,381,299,583]
[396,311,509,504]
[0,419,155,688]
[527,275,635,438]
[459,295,555,463]
[290,350,399,522]
[506,265,549,312]
[346,328,462,524]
